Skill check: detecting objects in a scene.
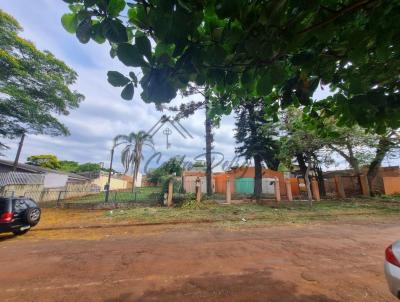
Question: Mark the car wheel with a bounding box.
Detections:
[25,208,41,226]
[12,229,28,236]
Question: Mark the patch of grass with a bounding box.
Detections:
[373,194,400,202]
[65,187,162,204]
[105,199,400,225]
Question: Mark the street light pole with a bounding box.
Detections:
[13,132,25,171]
[105,146,115,202]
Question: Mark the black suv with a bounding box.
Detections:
[0,197,41,235]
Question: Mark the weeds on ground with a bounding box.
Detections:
[372,194,400,202]
[104,198,400,225]
[180,199,208,209]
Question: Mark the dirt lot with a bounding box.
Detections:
[0,212,399,301]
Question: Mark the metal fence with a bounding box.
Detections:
[1,186,164,206]
[63,189,164,204]
[1,190,17,198]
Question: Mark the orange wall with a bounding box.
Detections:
[214,173,227,193]
[185,168,287,195]
[383,177,400,195]
[290,178,301,197]
[183,171,206,177]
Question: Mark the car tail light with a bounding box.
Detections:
[386,245,400,267]
[0,212,13,223]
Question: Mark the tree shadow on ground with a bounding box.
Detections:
[105,269,339,302]
[0,233,16,242]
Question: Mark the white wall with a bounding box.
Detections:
[262,178,275,194]
[124,171,142,187]
[91,175,128,191]
[184,176,215,193]
[43,173,68,188]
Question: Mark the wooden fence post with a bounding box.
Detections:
[335,176,346,199]
[311,178,321,201]
[167,178,173,207]
[226,176,231,204]
[285,179,293,202]
[274,177,281,203]
[195,177,202,203]
[359,174,370,196]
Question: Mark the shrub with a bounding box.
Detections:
[160,176,183,193]
[172,192,195,206]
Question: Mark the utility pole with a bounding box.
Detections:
[105,147,115,202]
[205,95,213,196]
[13,132,25,171]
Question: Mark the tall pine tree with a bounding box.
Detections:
[234,99,280,200]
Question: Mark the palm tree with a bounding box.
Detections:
[114,131,154,191]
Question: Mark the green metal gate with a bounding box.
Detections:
[235,178,254,194]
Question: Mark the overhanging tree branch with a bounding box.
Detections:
[297,0,379,35]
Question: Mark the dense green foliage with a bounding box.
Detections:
[192,161,206,168]
[146,156,184,185]
[314,118,378,173]
[61,0,400,131]
[279,107,399,187]
[279,108,330,170]
[0,10,84,143]
[74,162,103,172]
[58,160,80,172]
[26,154,104,172]
[26,154,61,170]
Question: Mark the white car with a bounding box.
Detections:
[385,241,400,299]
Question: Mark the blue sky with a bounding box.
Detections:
[2,1,376,173]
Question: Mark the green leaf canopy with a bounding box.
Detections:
[0,10,84,144]
[61,0,400,131]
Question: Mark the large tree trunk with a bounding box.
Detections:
[304,156,313,206]
[131,164,137,192]
[132,145,141,192]
[254,154,263,201]
[367,136,393,194]
[244,104,264,201]
[132,157,141,192]
[312,154,326,197]
[296,153,307,179]
[205,96,213,196]
[347,143,360,174]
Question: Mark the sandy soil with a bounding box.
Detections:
[0,219,398,302]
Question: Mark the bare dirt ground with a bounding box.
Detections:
[0,217,398,302]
